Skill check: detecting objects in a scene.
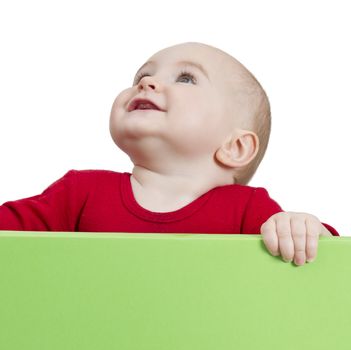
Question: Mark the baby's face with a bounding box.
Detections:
[110,43,241,158]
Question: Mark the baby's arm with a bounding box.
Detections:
[0,171,81,231]
[261,212,333,266]
[241,187,338,266]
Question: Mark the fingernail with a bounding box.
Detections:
[294,258,305,266]
[307,258,315,263]
[283,258,292,263]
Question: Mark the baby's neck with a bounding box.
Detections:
[130,165,233,212]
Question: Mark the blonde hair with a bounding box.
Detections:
[231,67,271,185]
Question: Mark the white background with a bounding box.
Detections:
[0,0,350,235]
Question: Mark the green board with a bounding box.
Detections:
[0,232,350,349]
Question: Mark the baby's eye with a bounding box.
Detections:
[176,72,197,84]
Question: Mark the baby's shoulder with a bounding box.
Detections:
[214,183,268,196]
[212,183,276,206]
[65,169,124,179]
[59,169,126,189]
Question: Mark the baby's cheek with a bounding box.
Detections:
[109,90,131,125]
[112,88,131,110]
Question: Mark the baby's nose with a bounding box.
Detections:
[138,76,159,91]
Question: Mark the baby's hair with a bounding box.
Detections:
[203,43,271,185]
[239,86,271,185]
[229,62,271,185]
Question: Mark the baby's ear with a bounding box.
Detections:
[215,130,259,168]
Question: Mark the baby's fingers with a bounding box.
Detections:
[291,216,307,265]
[275,214,295,262]
[305,217,321,262]
[261,218,279,256]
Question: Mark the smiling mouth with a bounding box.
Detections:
[128,98,163,112]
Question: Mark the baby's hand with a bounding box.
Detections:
[260,212,332,266]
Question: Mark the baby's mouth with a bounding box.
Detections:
[128,98,164,112]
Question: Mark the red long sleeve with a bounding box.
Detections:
[0,171,86,231]
[241,187,283,234]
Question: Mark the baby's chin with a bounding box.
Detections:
[110,113,166,150]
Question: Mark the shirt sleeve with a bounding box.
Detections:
[241,187,283,234]
[241,187,339,236]
[320,223,339,236]
[0,170,86,231]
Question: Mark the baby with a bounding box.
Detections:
[0,42,338,265]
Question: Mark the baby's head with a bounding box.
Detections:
[110,42,270,185]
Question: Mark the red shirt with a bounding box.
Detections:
[0,170,339,235]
